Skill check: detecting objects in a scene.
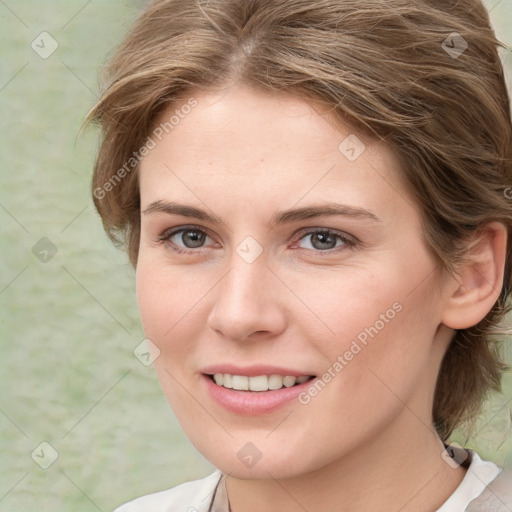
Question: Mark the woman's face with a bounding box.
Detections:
[136,85,454,479]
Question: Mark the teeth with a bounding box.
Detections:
[223,374,233,389]
[248,375,268,391]
[232,375,249,391]
[212,373,312,391]
[268,374,284,390]
[282,376,296,388]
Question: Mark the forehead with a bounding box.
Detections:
[139,85,415,224]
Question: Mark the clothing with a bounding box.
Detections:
[114,449,512,512]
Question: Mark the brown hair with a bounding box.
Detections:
[86,0,512,440]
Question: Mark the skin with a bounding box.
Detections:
[135,84,506,512]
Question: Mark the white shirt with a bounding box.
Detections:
[114,449,512,511]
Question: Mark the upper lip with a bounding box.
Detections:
[201,364,316,377]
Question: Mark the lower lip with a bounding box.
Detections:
[202,374,317,415]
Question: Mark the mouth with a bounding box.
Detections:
[206,373,316,392]
[201,365,319,414]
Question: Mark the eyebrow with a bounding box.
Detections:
[141,200,381,226]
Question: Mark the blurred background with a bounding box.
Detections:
[1,0,511,510]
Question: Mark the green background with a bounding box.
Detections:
[1,1,511,510]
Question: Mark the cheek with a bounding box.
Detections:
[135,257,210,420]
[135,254,210,350]
[290,258,442,409]
[284,276,441,471]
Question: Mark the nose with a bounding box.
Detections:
[206,255,287,342]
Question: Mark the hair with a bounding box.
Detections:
[86,0,512,440]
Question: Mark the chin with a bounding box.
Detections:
[197,439,325,481]
[217,458,309,481]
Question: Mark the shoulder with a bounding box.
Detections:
[112,470,223,512]
[466,469,512,511]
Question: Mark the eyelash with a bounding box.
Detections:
[156,225,358,256]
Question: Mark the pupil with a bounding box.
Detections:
[312,232,336,250]
[183,230,204,248]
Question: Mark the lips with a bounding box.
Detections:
[201,364,318,415]
[201,364,315,378]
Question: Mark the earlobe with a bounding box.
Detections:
[441,222,507,330]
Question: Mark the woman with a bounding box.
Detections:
[87,0,512,510]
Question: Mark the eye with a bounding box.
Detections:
[295,229,356,252]
[157,226,215,253]
[156,226,356,255]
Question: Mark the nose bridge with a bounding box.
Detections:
[219,254,269,318]
[207,250,285,341]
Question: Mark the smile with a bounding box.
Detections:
[210,373,315,391]
[203,372,319,415]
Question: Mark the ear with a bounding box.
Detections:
[441,222,507,330]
